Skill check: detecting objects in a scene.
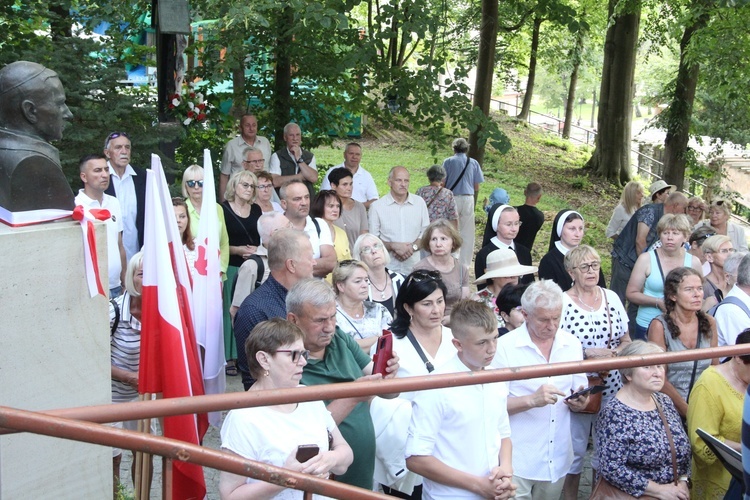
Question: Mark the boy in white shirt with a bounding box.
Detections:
[405,300,516,500]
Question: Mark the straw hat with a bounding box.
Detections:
[473,248,538,284]
[648,180,675,197]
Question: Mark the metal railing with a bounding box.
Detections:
[3,343,750,499]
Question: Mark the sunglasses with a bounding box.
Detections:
[105,131,131,148]
[406,269,441,286]
[276,349,310,363]
[186,180,204,188]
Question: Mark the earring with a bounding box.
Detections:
[264,370,269,377]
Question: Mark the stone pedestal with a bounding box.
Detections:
[0,220,111,498]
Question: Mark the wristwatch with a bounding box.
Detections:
[296,157,305,164]
[412,243,418,251]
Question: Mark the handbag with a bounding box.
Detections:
[579,289,614,414]
[589,395,678,500]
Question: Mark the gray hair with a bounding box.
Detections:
[452,138,469,153]
[257,212,288,245]
[286,278,336,316]
[426,164,446,183]
[279,179,306,201]
[124,251,144,297]
[618,341,664,383]
[521,280,563,315]
[243,146,263,160]
[283,122,301,136]
[738,253,750,287]
[353,233,391,266]
[267,228,308,271]
[725,251,747,278]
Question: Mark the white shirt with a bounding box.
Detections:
[406,354,511,500]
[108,162,139,261]
[368,193,430,275]
[714,285,750,347]
[75,190,124,290]
[320,163,379,204]
[302,216,333,258]
[489,236,515,251]
[491,323,586,482]
[269,148,318,174]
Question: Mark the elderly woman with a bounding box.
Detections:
[702,235,735,310]
[627,214,703,341]
[311,189,351,267]
[413,219,469,320]
[606,181,644,239]
[353,234,405,316]
[648,267,718,418]
[182,164,229,274]
[688,225,716,275]
[254,171,283,214]
[472,248,538,333]
[699,199,749,253]
[328,167,368,254]
[560,245,630,500]
[221,171,263,371]
[415,165,458,226]
[724,251,748,292]
[219,318,353,499]
[333,260,392,352]
[539,209,606,292]
[594,341,691,499]
[687,329,750,499]
[687,196,706,226]
[110,252,144,487]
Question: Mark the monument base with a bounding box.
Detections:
[0,220,111,498]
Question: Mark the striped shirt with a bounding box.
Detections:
[110,292,141,402]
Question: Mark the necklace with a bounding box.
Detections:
[573,287,600,312]
[370,273,390,300]
[337,301,363,319]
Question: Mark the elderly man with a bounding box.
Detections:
[269,122,317,198]
[219,113,272,201]
[0,61,75,215]
[475,205,534,290]
[492,280,589,499]
[230,211,291,319]
[280,179,336,278]
[442,138,484,268]
[233,228,316,389]
[103,131,147,261]
[290,278,399,491]
[75,154,127,297]
[715,253,750,348]
[320,142,379,208]
[368,166,430,275]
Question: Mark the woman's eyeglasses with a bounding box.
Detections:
[276,349,310,363]
[239,182,256,190]
[257,184,273,191]
[575,262,601,273]
[186,180,204,188]
[359,243,384,255]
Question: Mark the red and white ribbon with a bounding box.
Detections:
[73,205,111,297]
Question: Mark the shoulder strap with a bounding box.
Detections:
[311,217,321,237]
[425,187,443,208]
[448,156,471,192]
[709,295,750,318]
[222,200,256,243]
[110,298,120,335]
[652,394,679,484]
[601,288,615,349]
[653,249,666,280]
[248,254,265,288]
[406,330,434,373]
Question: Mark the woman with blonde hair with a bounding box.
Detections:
[687,196,706,225]
[606,181,644,239]
[702,234,735,310]
[699,199,749,252]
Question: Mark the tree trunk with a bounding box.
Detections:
[468,0,499,165]
[562,30,585,139]
[585,0,641,184]
[517,17,543,121]
[230,50,247,118]
[49,1,72,40]
[661,5,711,191]
[272,7,294,150]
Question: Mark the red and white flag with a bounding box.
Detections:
[140,165,208,500]
[192,149,226,425]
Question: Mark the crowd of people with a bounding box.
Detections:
[97,114,750,499]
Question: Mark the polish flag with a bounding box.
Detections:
[140,166,208,499]
[192,149,226,425]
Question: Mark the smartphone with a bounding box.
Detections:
[564,385,606,401]
[296,444,320,463]
[372,331,393,376]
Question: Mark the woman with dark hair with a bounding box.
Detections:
[311,189,351,268]
[328,167,368,254]
[495,283,529,336]
[172,197,197,277]
[687,329,750,498]
[538,209,605,291]
[415,165,458,226]
[219,318,353,499]
[648,266,718,418]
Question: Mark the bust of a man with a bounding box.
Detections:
[0,61,75,212]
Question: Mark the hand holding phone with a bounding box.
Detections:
[372,331,393,376]
[296,444,320,463]
[564,384,606,401]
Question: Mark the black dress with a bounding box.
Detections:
[221,201,262,268]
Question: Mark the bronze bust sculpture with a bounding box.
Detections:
[0,61,75,213]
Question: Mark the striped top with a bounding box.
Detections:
[110,292,141,402]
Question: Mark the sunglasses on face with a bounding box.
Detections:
[276,349,310,363]
[186,180,204,188]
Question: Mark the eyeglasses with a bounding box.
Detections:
[359,242,384,255]
[186,180,204,188]
[276,349,310,363]
[718,248,736,254]
[687,205,702,211]
[406,269,441,286]
[257,184,273,191]
[575,262,601,273]
[105,131,130,146]
[239,182,256,190]
[501,221,523,227]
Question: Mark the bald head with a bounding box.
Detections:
[665,192,688,214]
